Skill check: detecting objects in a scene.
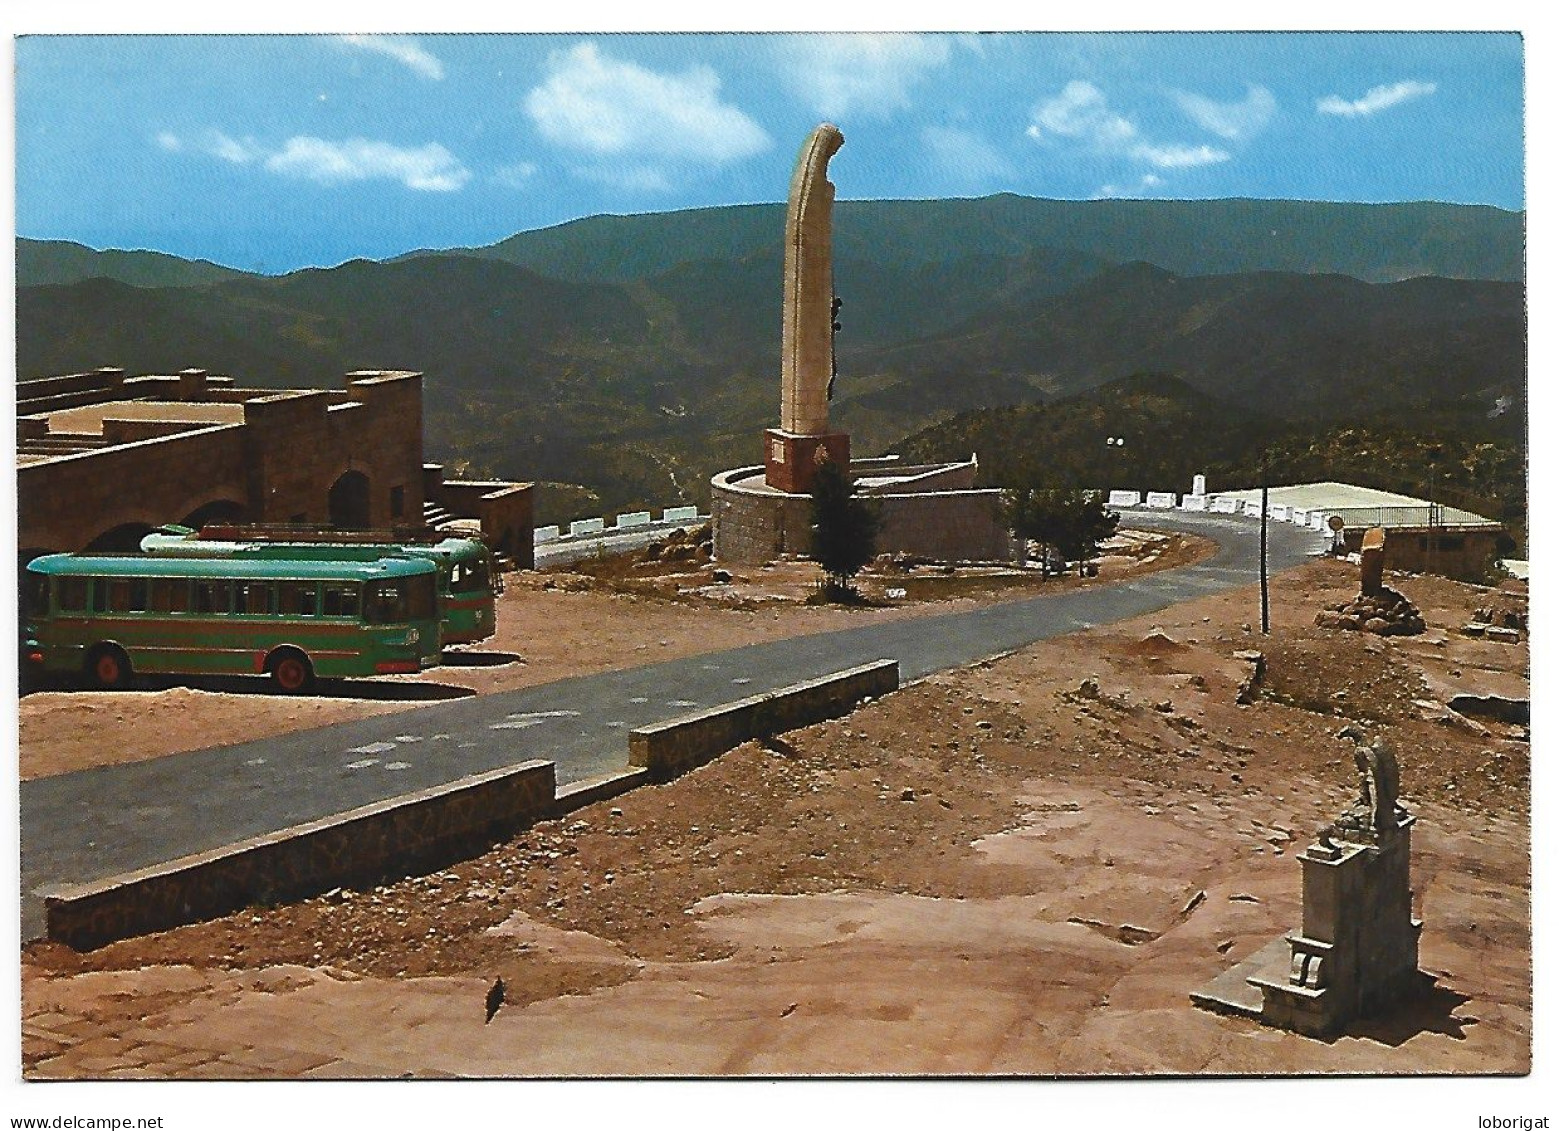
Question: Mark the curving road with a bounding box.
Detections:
[18,510,1324,939]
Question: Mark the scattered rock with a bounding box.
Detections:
[1317,585,1425,636]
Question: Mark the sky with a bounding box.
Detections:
[13,30,1525,274]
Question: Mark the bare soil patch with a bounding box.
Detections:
[21,556,1529,1077]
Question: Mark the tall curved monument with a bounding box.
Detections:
[766,123,850,493]
[710,124,1012,567]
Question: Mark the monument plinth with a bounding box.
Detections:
[763,429,851,495]
[1192,734,1429,1038]
[766,122,848,494]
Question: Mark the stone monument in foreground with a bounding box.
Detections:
[766,123,850,494]
[1192,731,1429,1037]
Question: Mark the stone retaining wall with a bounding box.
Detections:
[43,760,557,951]
[630,660,899,779]
[711,464,1013,565]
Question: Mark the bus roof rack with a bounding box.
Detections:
[196,522,486,546]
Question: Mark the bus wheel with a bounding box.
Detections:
[86,645,131,689]
[268,650,315,694]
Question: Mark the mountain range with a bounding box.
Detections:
[15,194,1527,524]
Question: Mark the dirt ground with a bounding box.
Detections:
[17,526,1207,780]
[17,544,1530,1079]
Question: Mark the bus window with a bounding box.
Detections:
[100,577,150,613]
[234,580,276,615]
[278,581,319,617]
[409,574,437,620]
[321,582,360,619]
[58,577,89,613]
[21,572,49,618]
[366,581,409,624]
[195,580,232,614]
[150,577,192,614]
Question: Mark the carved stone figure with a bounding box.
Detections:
[1324,727,1404,844]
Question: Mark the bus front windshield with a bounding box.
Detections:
[364,576,437,624]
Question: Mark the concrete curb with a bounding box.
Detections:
[629,659,899,779]
[42,759,557,951]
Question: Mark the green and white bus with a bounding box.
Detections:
[21,553,443,692]
[141,527,499,646]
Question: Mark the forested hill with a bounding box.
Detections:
[16,194,1526,523]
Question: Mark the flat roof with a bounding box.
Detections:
[1215,481,1498,529]
[38,400,247,435]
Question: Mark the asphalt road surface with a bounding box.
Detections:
[18,510,1324,939]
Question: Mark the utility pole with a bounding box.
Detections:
[1260,477,1270,635]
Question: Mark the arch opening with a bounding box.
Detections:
[328,471,372,530]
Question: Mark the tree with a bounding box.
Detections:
[1004,486,1118,577]
[1054,490,1120,576]
[809,460,879,600]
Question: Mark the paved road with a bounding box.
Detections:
[18,510,1323,939]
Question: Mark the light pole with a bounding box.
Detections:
[1426,447,1441,577]
[1259,453,1270,635]
[1105,436,1125,493]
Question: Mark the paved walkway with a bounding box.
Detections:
[18,511,1323,939]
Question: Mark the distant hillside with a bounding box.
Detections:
[16,238,255,289]
[853,262,1524,421]
[446,195,1524,285]
[16,194,1526,522]
[896,373,1526,550]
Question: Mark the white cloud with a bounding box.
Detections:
[1317,80,1437,118]
[1027,81,1229,170]
[265,137,471,191]
[923,125,1015,188]
[1027,81,1138,147]
[204,131,266,165]
[1130,142,1229,169]
[155,129,471,192]
[492,162,538,189]
[337,35,445,81]
[1100,172,1166,198]
[524,42,768,176]
[778,33,953,119]
[1171,85,1277,140]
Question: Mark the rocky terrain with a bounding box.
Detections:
[18,551,1529,1080]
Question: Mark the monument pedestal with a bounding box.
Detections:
[1194,809,1426,1038]
[764,428,850,494]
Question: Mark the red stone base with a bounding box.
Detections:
[763,429,851,494]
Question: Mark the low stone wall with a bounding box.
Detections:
[43,760,557,951]
[711,464,1013,565]
[630,660,899,779]
[873,489,1012,562]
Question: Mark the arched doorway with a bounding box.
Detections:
[84,522,156,553]
[328,471,372,530]
[181,498,248,531]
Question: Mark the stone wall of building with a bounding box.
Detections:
[1339,526,1504,582]
[424,469,537,568]
[18,424,251,553]
[16,370,523,556]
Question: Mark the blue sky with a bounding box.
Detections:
[15,30,1525,274]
